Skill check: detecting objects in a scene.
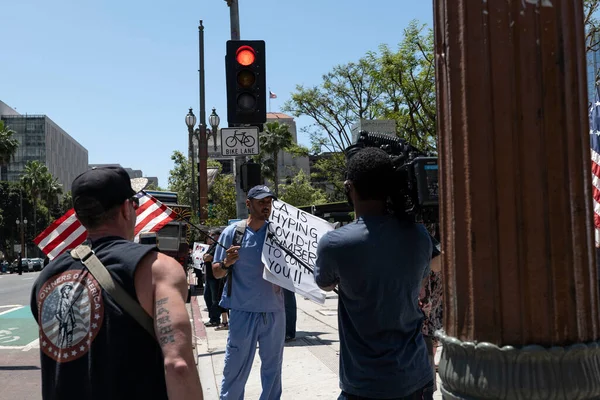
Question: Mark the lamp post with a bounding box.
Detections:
[209,108,220,152]
[185,108,198,217]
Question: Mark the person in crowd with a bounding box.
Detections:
[30,166,203,400]
[283,289,297,342]
[212,185,284,400]
[315,148,438,400]
[203,229,222,327]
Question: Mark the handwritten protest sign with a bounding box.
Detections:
[261,200,333,304]
[192,243,210,270]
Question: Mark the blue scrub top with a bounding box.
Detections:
[214,222,284,313]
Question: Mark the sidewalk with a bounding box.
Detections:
[190,292,442,400]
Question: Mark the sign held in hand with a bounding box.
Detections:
[261,200,333,304]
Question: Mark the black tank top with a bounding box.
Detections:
[30,236,168,400]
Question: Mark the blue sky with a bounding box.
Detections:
[1,0,433,188]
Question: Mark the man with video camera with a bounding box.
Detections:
[315,147,440,400]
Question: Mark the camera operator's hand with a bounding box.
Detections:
[203,253,213,262]
[223,245,241,267]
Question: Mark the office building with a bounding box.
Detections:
[0,101,88,191]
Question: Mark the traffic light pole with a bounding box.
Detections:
[226,0,249,220]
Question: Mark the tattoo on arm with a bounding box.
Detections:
[155,297,176,345]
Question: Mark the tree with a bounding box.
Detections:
[586,0,600,52]
[21,160,50,242]
[167,151,191,206]
[279,170,327,207]
[0,121,19,181]
[310,152,348,202]
[254,121,309,197]
[205,164,237,227]
[283,21,436,201]
[43,175,63,209]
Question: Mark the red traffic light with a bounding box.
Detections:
[236,46,256,66]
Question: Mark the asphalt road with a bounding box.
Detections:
[0,271,42,400]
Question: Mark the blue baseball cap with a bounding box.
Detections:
[247,185,276,200]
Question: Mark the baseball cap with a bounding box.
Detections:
[72,166,136,216]
[247,185,276,200]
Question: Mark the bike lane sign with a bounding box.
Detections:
[221,127,260,156]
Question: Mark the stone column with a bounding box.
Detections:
[434,1,600,398]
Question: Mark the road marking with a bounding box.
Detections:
[0,305,22,309]
[22,277,34,280]
[22,338,39,352]
[0,327,20,344]
[0,306,24,316]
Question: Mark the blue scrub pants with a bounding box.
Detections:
[220,309,285,400]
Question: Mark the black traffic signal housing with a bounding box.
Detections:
[240,162,262,192]
[225,40,266,126]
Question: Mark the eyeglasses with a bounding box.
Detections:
[129,196,140,209]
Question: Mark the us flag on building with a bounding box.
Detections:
[34,191,175,260]
[590,86,600,247]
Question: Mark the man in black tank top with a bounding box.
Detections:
[30,166,204,400]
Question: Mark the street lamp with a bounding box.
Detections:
[15,218,27,258]
[209,107,220,152]
[185,108,198,217]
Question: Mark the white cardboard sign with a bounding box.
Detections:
[261,200,333,304]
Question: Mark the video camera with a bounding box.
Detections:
[345,131,439,223]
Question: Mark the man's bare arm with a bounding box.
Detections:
[135,252,203,400]
[430,256,441,272]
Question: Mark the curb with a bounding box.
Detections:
[191,294,220,400]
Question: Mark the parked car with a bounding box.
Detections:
[29,258,43,272]
[9,259,30,273]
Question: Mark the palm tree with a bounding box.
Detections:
[21,160,50,239]
[258,122,308,197]
[0,121,20,181]
[43,175,63,209]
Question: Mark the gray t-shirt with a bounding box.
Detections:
[315,215,432,398]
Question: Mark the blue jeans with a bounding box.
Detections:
[283,289,297,339]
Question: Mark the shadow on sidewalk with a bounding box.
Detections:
[285,331,339,347]
[0,365,40,371]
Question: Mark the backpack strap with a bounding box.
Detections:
[71,244,156,339]
[227,220,248,295]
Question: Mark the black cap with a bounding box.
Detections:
[247,185,276,200]
[72,167,136,216]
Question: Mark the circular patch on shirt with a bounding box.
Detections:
[37,271,104,363]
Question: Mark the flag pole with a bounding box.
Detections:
[268,87,271,113]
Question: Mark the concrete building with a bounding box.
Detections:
[0,101,88,191]
[266,112,310,181]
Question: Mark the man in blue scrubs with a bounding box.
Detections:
[213,185,285,400]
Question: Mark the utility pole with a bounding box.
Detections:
[434,0,600,398]
[198,20,209,223]
[225,0,248,220]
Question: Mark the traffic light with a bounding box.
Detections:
[225,40,266,126]
[240,162,262,192]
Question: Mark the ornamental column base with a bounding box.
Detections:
[436,332,600,400]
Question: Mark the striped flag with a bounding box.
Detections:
[34,192,176,260]
[590,86,600,247]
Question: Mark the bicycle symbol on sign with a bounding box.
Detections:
[225,130,256,148]
[0,327,20,344]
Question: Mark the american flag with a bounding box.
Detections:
[269,91,277,99]
[34,192,175,260]
[590,86,600,247]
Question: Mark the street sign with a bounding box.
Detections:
[221,127,260,156]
